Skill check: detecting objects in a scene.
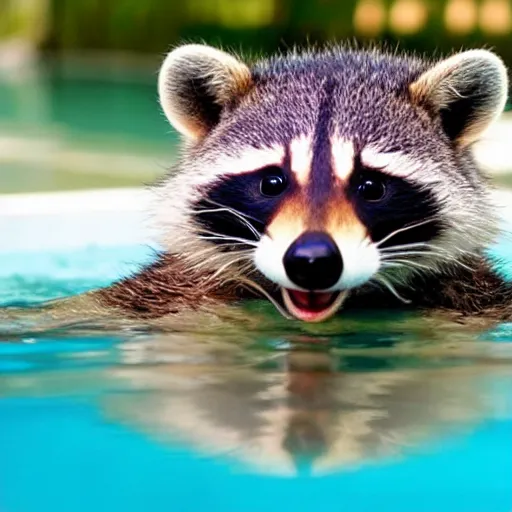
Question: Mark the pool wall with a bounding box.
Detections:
[1,187,512,252]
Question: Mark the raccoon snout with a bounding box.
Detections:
[283,232,343,290]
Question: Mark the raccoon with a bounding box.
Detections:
[95,43,511,324]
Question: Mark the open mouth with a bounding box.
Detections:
[281,288,349,322]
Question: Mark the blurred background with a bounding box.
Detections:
[0,0,511,194]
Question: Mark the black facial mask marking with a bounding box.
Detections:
[193,153,443,254]
[348,158,444,248]
[192,166,295,249]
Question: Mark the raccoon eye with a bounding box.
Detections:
[260,169,287,197]
[357,175,386,202]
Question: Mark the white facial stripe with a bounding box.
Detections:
[331,236,381,291]
[360,147,438,182]
[290,135,313,186]
[200,144,285,179]
[254,235,302,290]
[331,139,355,181]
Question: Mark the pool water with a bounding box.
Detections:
[1,239,512,512]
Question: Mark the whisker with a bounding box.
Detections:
[198,240,252,248]
[379,242,436,252]
[207,257,252,282]
[193,249,252,263]
[199,235,259,248]
[178,243,229,260]
[440,258,475,272]
[372,275,412,304]
[202,198,264,225]
[195,207,261,240]
[382,259,431,271]
[381,242,480,260]
[234,277,293,320]
[380,250,449,259]
[374,218,438,248]
[197,229,259,248]
[378,237,478,273]
[383,253,475,273]
[179,248,253,274]
[218,264,257,289]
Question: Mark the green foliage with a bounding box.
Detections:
[0,0,48,41]
[1,0,512,69]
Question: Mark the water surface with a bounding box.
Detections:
[1,245,512,512]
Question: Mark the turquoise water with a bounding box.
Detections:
[1,241,512,512]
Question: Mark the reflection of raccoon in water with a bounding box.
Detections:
[2,333,511,475]
[86,44,512,324]
[101,338,512,475]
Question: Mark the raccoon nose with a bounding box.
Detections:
[283,232,343,290]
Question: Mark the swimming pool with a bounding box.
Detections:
[1,188,512,512]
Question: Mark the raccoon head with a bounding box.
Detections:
[155,44,508,322]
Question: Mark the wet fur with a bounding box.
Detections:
[97,254,243,319]
[97,252,512,321]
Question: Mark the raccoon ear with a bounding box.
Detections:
[158,44,253,139]
[410,50,508,147]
